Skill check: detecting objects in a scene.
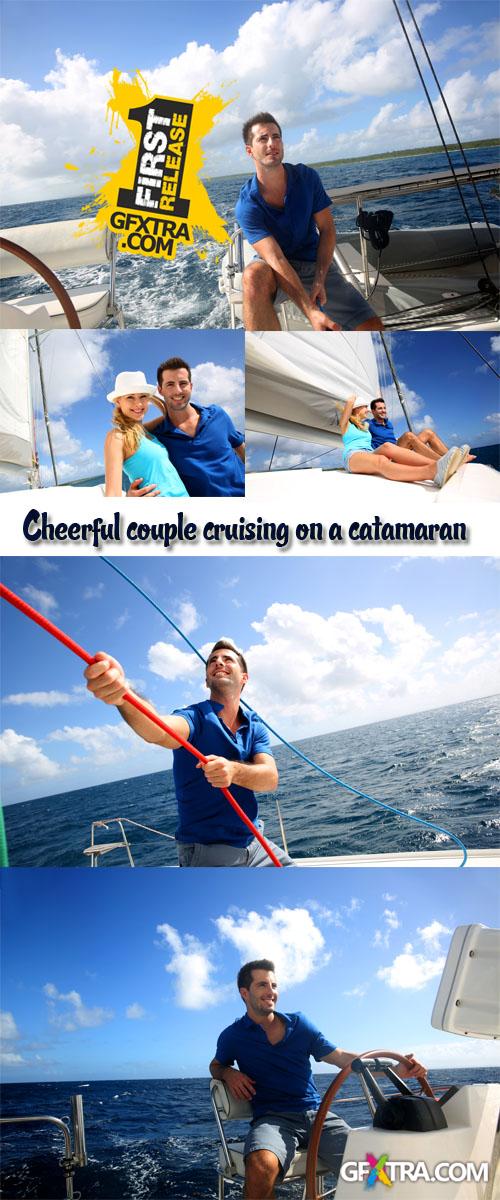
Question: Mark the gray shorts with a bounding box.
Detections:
[244,1109,350,1178]
[274,258,377,329]
[177,835,295,867]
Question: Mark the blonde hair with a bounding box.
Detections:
[350,408,368,431]
[112,407,145,457]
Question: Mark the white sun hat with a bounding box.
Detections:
[106,371,159,404]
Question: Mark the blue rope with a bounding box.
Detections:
[101,558,467,866]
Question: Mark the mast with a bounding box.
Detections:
[34,331,58,486]
[379,332,413,432]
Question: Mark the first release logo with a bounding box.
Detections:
[86,70,231,261]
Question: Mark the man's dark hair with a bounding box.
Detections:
[237,959,275,992]
[242,112,282,146]
[208,638,248,675]
[370,397,385,411]
[157,357,192,387]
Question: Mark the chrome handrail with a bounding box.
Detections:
[0,1093,87,1199]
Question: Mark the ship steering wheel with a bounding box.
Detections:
[305,1049,436,1199]
[0,236,81,328]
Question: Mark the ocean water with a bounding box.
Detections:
[4,695,499,868]
[1,1069,498,1199]
[1,146,498,329]
[1,1070,496,1200]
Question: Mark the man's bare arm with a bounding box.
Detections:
[310,208,336,307]
[84,652,190,748]
[251,234,338,331]
[198,752,278,792]
[322,1048,427,1080]
[210,1058,256,1101]
[235,443,245,463]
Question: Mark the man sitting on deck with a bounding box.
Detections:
[84,638,293,867]
[210,959,426,1199]
[236,111,384,333]
[369,397,473,461]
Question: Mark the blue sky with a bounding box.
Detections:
[1,555,499,804]
[1,1,499,203]
[0,328,244,489]
[2,867,499,1081]
[247,331,500,472]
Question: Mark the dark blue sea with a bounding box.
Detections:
[1,1069,498,1199]
[0,147,498,328]
[4,695,499,868]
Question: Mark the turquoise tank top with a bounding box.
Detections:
[342,421,373,464]
[123,434,188,497]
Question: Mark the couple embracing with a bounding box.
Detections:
[104,357,245,499]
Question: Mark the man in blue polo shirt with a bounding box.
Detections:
[369,397,473,461]
[236,111,383,333]
[210,960,426,1198]
[127,357,245,497]
[84,639,292,867]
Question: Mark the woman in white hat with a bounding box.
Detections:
[340,395,467,487]
[104,371,188,497]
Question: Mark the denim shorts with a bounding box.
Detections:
[249,255,376,330]
[343,446,374,472]
[244,1108,350,1177]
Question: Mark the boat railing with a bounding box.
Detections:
[85,797,289,866]
[84,816,176,866]
[0,1093,87,1199]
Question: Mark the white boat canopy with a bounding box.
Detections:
[245,330,380,446]
[0,330,33,468]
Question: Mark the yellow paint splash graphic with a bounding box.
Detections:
[84,70,232,262]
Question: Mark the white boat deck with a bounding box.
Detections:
[295,848,500,867]
[246,462,500,506]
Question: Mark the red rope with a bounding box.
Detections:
[0,584,282,867]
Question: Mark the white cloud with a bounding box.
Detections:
[484,412,500,431]
[245,601,443,731]
[377,943,446,990]
[47,721,145,766]
[192,363,245,427]
[125,1003,147,1020]
[115,609,130,630]
[384,908,400,931]
[215,906,329,985]
[35,331,112,414]
[4,2,497,202]
[157,923,220,1009]
[490,336,500,353]
[43,982,113,1030]
[0,728,60,780]
[1,1011,20,1040]
[1,1050,25,1064]
[22,585,58,617]
[343,983,368,998]
[83,584,105,600]
[148,641,201,682]
[417,920,452,952]
[171,598,201,637]
[3,690,78,707]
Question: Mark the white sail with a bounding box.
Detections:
[245,330,380,446]
[0,330,33,467]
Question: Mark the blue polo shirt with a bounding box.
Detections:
[368,417,397,449]
[172,700,273,846]
[215,1012,336,1117]
[236,163,332,262]
[154,404,245,497]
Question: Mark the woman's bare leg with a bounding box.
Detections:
[348,451,436,482]
[374,442,434,468]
